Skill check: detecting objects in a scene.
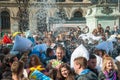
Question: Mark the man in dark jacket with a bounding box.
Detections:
[87,54,98,76]
[74,57,98,80]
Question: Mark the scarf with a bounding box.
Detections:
[80,69,90,75]
[104,70,117,80]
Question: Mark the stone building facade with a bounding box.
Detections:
[0,0,91,33]
[0,0,119,33]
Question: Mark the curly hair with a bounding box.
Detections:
[57,63,75,80]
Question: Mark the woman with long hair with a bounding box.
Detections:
[98,57,119,80]
[28,55,47,77]
[11,61,24,80]
[56,63,75,80]
[28,54,43,68]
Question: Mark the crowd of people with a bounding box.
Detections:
[0,24,120,80]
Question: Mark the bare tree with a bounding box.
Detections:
[15,0,30,32]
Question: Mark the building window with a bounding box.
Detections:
[1,11,10,29]
[56,0,65,2]
[74,0,83,2]
[17,9,29,31]
[70,11,85,21]
[37,0,65,2]
[74,11,83,17]
[37,17,47,32]
[37,0,48,1]
[37,9,47,32]
[0,0,10,1]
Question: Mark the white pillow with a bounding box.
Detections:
[94,54,102,71]
[70,44,89,68]
[116,55,120,62]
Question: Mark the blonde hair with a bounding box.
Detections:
[102,57,118,72]
[74,57,87,69]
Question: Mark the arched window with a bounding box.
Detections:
[56,8,67,19]
[37,17,47,31]
[74,0,83,2]
[17,9,29,31]
[70,11,85,21]
[37,9,47,32]
[74,11,83,18]
[1,11,10,29]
